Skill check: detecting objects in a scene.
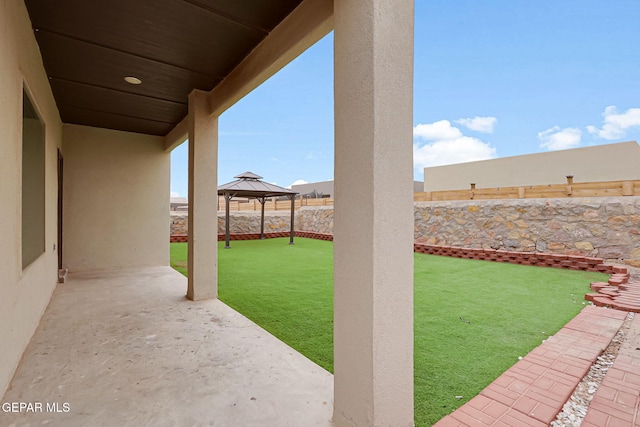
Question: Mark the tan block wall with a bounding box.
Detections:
[291,180,424,197]
[63,124,169,271]
[0,0,63,397]
[424,141,640,192]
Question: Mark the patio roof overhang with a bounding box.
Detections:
[23,0,332,139]
[218,172,298,247]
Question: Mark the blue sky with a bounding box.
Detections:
[170,1,640,198]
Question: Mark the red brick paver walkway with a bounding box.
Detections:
[433,306,633,426]
[582,313,640,427]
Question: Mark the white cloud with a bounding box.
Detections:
[414,137,496,169]
[413,120,497,170]
[287,179,308,189]
[170,191,181,197]
[586,106,640,140]
[538,126,582,151]
[455,116,497,133]
[414,120,463,140]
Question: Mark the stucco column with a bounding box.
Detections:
[187,89,218,300]
[333,0,415,426]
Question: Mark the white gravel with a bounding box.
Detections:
[550,311,634,427]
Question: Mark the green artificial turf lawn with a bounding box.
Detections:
[170,238,608,426]
[170,244,188,277]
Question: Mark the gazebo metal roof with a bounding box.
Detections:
[218,172,298,248]
[218,172,297,198]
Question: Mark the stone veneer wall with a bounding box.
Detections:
[415,197,640,266]
[296,206,334,234]
[171,211,293,236]
[170,198,640,267]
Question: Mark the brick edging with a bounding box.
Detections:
[412,243,626,275]
[169,231,333,243]
[170,232,624,275]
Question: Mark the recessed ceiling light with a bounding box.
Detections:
[124,76,142,85]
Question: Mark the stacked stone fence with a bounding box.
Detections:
[171,197,640,267]
[296,206,334,235]
[171,211,293,236]
[413,197,640,267]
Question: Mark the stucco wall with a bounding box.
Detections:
[424,141,640,191]
[292,180,335,197]
[63,124,169,271]
[0,0,63,398]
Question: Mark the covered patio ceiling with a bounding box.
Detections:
[24,0,306,136]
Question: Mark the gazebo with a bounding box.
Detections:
[218,172,298,248]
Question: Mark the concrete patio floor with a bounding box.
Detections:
[1,267,334,427]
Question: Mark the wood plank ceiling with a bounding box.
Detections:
[24,0,303,136]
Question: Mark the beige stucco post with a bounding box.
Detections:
[187,89,218,301]
[333,0,415,426]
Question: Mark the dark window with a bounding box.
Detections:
[22,90,45,269]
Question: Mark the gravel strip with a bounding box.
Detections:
[551,311,635,427]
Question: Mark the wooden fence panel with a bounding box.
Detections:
[212,180,639,211]
[416,180,640,202]
[304,198,334,207]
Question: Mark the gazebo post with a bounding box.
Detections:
[289,194,295,245]
[260,196,265,239]
[224,193,231,248]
